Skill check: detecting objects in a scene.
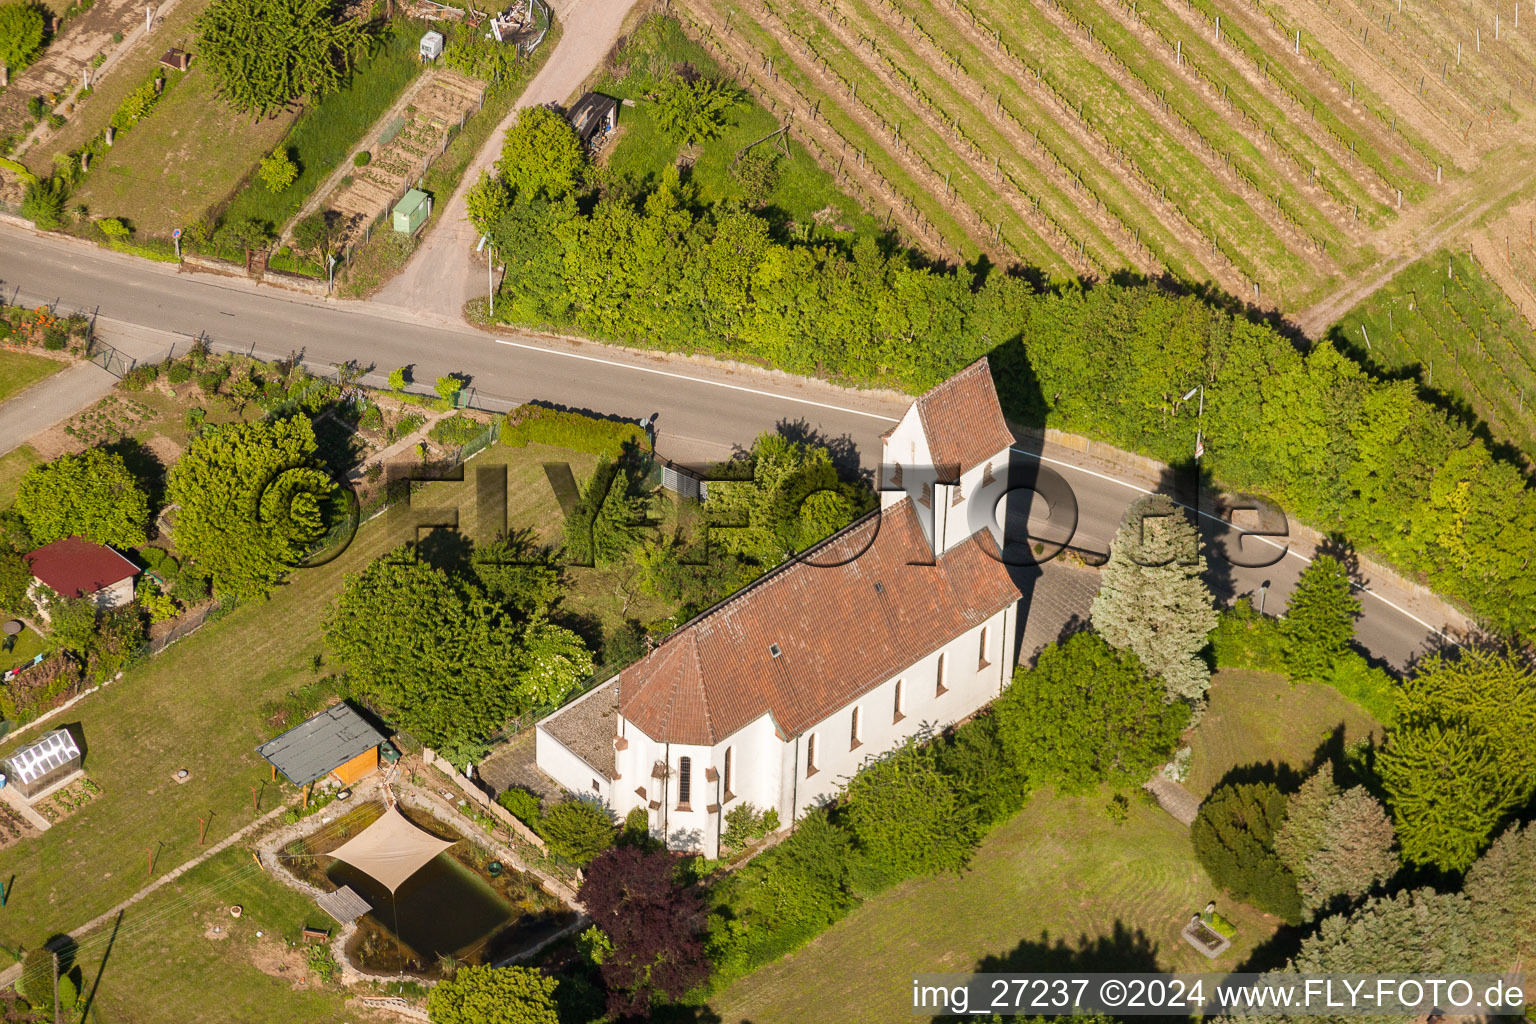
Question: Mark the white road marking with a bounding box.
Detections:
[1012,446,1453,641]
[492,337,902,422]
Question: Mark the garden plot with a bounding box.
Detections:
[0,0,152,141]
[318,69,484,250]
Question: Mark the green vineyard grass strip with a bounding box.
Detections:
[1058,0,1355,253]
[758,0,1074,270]
[870,0,1200,279]
[962,0,1315,294]
[691,0,1004,264]
[824,0,1133,273]
[1144,0,1409,214]
[1124,0,1390,222]
[1188,0,1446,193]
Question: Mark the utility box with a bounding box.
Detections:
[392,189,431,235]
[419,31,444,61]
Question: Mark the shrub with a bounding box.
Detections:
[496,787,542,829]
[654,75,739,146]
[357,402,383,430]
[21,176,68,230]
[95,216,131,238]
[17,947,53,1008]
[258,148,298,192]
[353,150,371,166]
[110,75,163,131]
[0,3,46,73]
[27,95,48,120]
[167,361,193,385]
[994,632,1189,793]
[1192,781,1302,923]
[304,945,337,984]
[387,367,406,391]
[120,363,158,390]
[540,799,616,866]
[433,374,462,405]
[720,802,780,854]
[502,403,646,459]
[428,413,485,446]
[197,364,229,393]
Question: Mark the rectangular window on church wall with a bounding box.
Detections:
[850,706,861,749]
[723,746,733,798]
[806,733,818,777]
[936,653,948,695]
[894,679,904,722]
[677,756,691,808]
[979,626,991,669]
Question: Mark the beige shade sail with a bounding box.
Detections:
[327,806,456,893]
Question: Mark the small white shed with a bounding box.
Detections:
[419,31,444,61]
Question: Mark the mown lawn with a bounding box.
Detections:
[219,26,423,239]
[706,670,1384,1023]
[0,442,613,954]
[65,847,358,1024]
[0,443,42,508]
[0,351,66,402]
[598,16,881,241]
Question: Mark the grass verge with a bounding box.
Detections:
[0,350,66,402]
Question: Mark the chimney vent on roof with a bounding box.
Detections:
[768,643,783,658]
[873,581,885,594]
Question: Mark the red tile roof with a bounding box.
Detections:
[916,358,1015,473]
[617,498,1021,745]
[26,537,139,599]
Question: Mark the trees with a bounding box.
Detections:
[994,632,1188,793]
[496,106,588,201]
[703,432,870,567]
[0,544,31,611]
[1378,649,1536,871]
[578,845,709,1017]
[466,172,514,235]
[1090,494,1218,702]
[1281,555,1359,681]
[540,800,616,866]
[426,965,559,1024]
[1463,822,1536,965]
[14,448,150,549]
[654,75,739,145]
[387,367,407,392]
[842,740,978,893]
[291,210,332,255]
[1191,781,1302,923]
[167,416,334,598]
[259,149,298,192]
[325,554,558,749]
[0,3,46,72]
[1273,770,1397,916]
[562,459,648,569]
[196,0,370,117]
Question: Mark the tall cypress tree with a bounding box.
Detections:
[1091,494,1218,702]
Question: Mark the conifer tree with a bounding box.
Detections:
[1091,494,1218,701]
[1281,554,1360,681]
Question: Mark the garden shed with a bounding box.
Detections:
[419,31,444,61]
[392,190,431,235]
[567,92,618,145]
[1,727,83,801]
[257,703,387,787]
[26,537,140,623]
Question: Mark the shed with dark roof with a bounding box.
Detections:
[26,537,140,620]
[257,704,387,787]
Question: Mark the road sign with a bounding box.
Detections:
[172,228,182,239]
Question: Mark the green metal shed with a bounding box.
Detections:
[392,190,431,235]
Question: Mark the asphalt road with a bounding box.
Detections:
[0,224,1467,671]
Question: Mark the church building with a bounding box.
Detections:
[535,359,1022,856]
